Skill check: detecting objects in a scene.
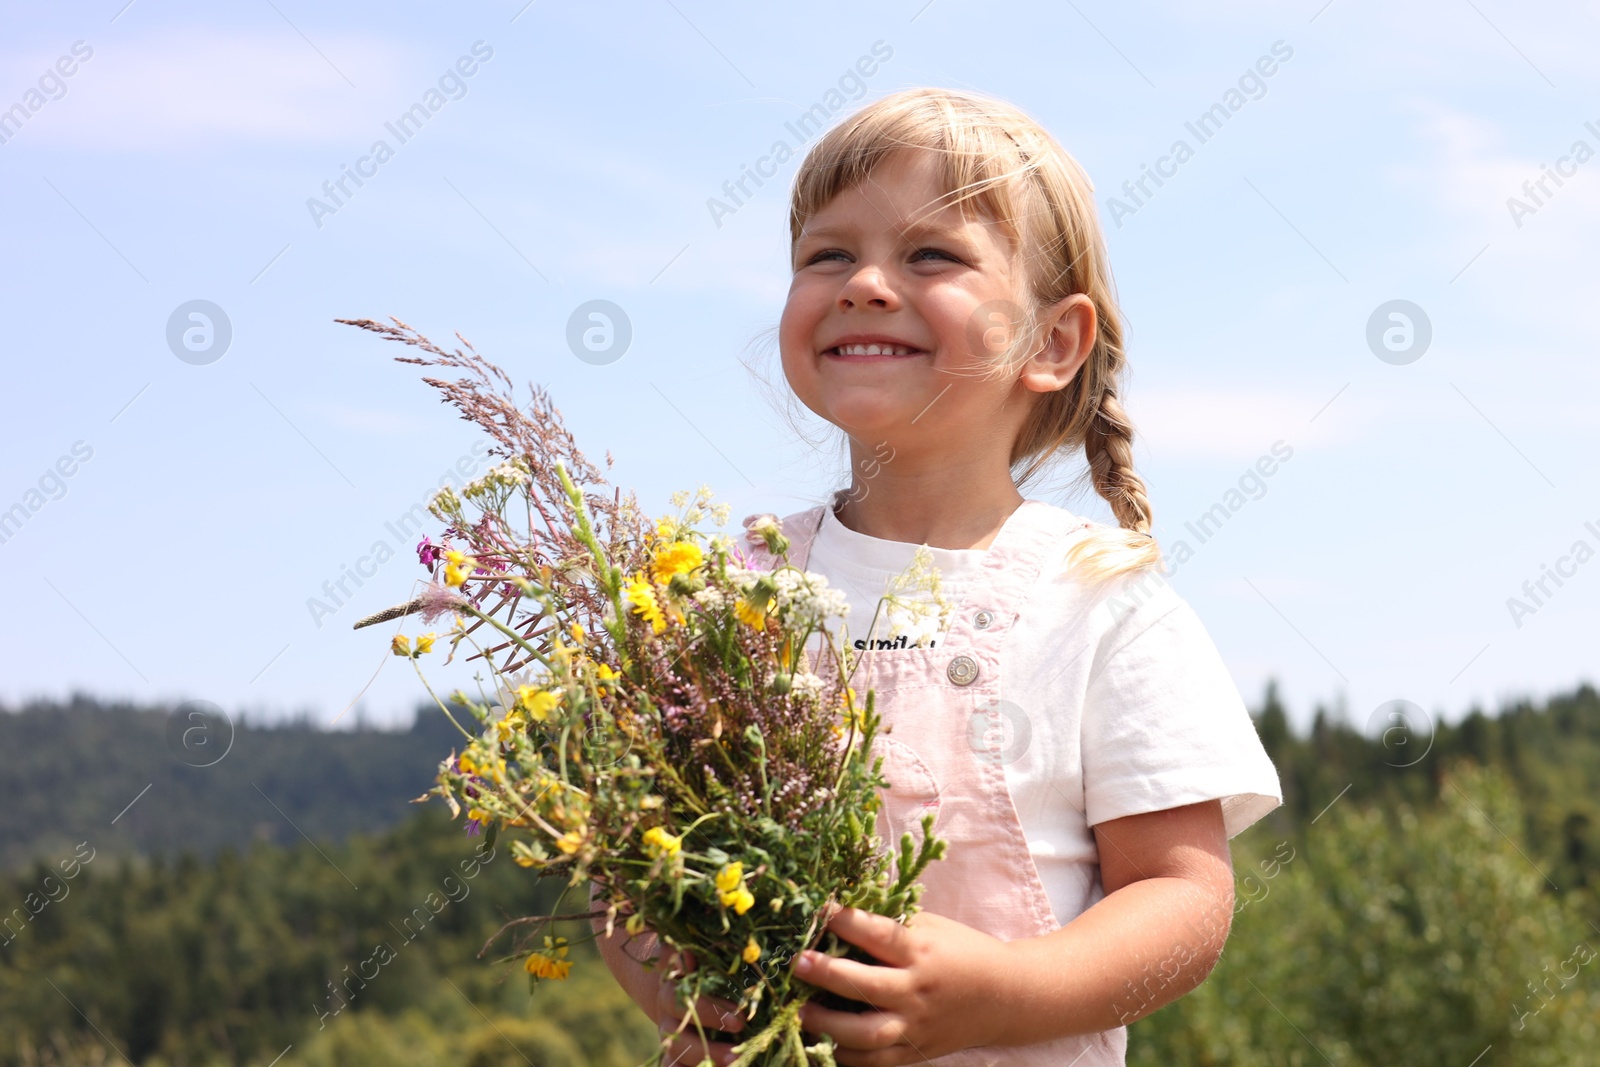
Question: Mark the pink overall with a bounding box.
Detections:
[747,499,1126,1067]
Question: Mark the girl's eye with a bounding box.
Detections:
[912,247,958,263]
[803,248,850,265]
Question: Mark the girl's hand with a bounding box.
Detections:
[654,946,747,1067]
[793,907,1016,1066]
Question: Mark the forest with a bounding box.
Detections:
[2,684,1596,1066]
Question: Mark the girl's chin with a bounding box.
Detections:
[819,404,918,439]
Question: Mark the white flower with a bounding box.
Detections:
[789,672,826,700]
[462,457,532,501]
[429,486,463,522]
[484,667,541,735]
[692,586,729,610]
[724,566,850,629]
[868,546,954,649]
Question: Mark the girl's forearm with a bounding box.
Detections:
[590,887,662,1018]
[994,874,1233,1046]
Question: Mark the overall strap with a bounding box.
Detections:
[741,502,830,572]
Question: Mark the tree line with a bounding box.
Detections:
[1,685,1596,1065]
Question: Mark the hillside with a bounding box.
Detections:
[6,684,1598,889]
[2,686,1597,1065]
[0,693,464,872]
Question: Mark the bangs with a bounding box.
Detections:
[787,90,1052,261]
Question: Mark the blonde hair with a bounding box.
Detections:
[787,87,1159,581]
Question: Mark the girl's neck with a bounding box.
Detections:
[831,468,1025,551]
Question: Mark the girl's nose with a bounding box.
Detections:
[837,266,899,311]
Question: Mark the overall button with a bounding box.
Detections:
[946,654,979,686]
[972,610,994,630]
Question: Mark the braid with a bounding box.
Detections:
[1084,388,1154,535]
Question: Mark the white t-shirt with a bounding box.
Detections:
[804,503,1284,925]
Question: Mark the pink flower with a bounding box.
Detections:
[418,537,441,570]
[418,581,469,623]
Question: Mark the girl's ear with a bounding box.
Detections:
[1019,293,1096,394]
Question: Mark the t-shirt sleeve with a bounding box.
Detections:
[1078,574,1283,838]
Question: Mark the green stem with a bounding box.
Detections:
[409,657,474,740]
[652,759,709,818]
[726,995,816,1067]
[460,601,556,673]
[555,462,630,664]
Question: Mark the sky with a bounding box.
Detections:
[1,0,1596,740]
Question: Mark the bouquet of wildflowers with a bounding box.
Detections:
[341,319,945,1066]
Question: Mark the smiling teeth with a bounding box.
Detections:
[835,344,916,356]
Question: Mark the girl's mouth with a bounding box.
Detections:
[824,343,927,361]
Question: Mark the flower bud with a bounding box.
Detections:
[746,575,777,612]
[667,571,706,597]
[743,513,789,557]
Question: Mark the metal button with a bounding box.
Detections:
[946,654,979,687]
[973,610,994,630]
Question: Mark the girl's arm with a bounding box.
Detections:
[1006,797,1236,1038]
[590,885,750,1065]
[792,799,1234,1059]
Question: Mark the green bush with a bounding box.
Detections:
[1130,762,1598,1065]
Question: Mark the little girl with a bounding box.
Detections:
[599,87,1282,1066]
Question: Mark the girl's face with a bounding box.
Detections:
[780,149,1071,458]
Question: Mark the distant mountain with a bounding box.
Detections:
[0,693,468,872]
[5,682,1598,889]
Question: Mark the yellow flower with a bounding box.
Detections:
[733,598,770,630]
[468,808,491,823]
[444,561,471,587]
[415,632,436,654]
[650,541,704,585]
[457,753,477,775]
[714,862,744,893]
[569,621,585,644]
[624,573,666,633]
[516,686,560,722]
[718,887,756,915]
[742,937,761,964]
[390,634,412,657]
[838,688,865,734]
[443,548,469,566]
[495,712,524,743]
[555,830,583,855]
[524,936,572,980]
[716,861,754,913]
[595,663,619,686]
[641,826,681,858]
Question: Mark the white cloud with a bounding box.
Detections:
[7,29,414,149]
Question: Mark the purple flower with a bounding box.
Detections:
[418,537,440,570]
[464,818,483,837]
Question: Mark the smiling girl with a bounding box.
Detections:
[599,87,1283,1066]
